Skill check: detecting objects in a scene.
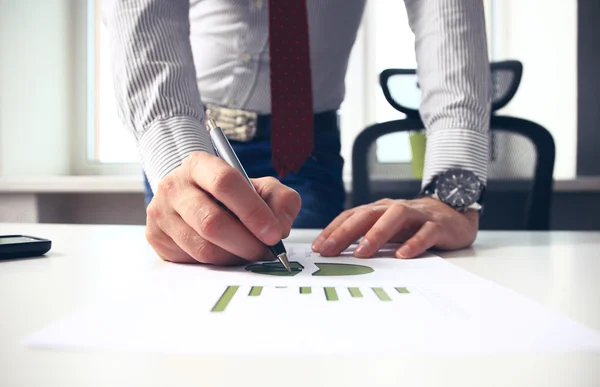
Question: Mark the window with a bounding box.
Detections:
[490,0,577,179]
[90,1,138,165]
[339,0,417,170]
[95,22,139,164]
[340,0,493,172]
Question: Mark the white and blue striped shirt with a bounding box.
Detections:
[102,0,491,193]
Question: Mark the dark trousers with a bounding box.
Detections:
[144,110,346,229]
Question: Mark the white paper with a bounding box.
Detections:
[26,243,600,355]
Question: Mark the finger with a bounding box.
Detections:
[354,203,427,258]
[395,221,439,259]
[145,222,197,264]
[374,198,400,206]
[312,209,356,252]
[253,177,301,239]
[159,212,249,265]
[170,185,270,262]
[183,152,281,245]
[318,206,388,257]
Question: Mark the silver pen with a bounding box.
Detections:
[206,119,292,272]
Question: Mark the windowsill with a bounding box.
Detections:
[1,175,600,194]
[0,175,145,193]
[552,177,600,192]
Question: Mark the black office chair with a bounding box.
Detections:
[352,60,556,230]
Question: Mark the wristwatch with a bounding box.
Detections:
[419,168,485,213]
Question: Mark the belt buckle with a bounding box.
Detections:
[205,104,258,142]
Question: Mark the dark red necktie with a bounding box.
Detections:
[268,0,314,178]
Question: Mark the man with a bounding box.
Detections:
[103,0,490,264]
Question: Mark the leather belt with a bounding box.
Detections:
[205,104,259,142]
[205,103,339,143]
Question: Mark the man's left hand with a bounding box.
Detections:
[311,197,479,259]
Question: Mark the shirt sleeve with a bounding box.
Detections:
[403,0,491,187]
[102,0,215,193]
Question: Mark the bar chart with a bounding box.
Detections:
[211,285,412,312]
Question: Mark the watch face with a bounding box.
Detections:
[436,169,482,208]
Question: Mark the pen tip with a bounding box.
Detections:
[278,253,291,272]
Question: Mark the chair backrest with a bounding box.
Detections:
[352,61,556,230]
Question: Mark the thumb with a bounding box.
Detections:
[252,177,302,238]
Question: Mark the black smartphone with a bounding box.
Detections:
[0,235,52,260]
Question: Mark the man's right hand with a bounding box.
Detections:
[145,152,302,265]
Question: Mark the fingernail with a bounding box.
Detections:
[312,236,325,251]
[320,238,337,256]
[396,245,412,259]
[354,239,372,257]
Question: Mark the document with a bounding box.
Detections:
[26,243,600,355]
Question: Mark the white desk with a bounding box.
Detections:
[1,223,599,387]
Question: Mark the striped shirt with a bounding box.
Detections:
[102,0,491,193]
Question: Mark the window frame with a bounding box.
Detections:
[71,0,139,175]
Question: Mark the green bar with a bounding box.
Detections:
[249,286,263,296]
[212,286,239,312]
[348,287,363,298]
[372,287,391,301]
[300,287,312,294]
[324,287,339,301]
[395,287,410,294]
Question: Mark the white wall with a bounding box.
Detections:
[0,0,72,176]
[493,0,578,179]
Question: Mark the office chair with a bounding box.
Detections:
[352,60,556,230]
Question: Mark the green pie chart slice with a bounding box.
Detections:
[312,263,374,276]
[245,261,304,276]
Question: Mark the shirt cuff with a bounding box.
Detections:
[138,116,216,193]
[422,128,489,188]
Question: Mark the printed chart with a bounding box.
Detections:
[207,284,459,322]
[25,244,600,356]
[212,285,411,312]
